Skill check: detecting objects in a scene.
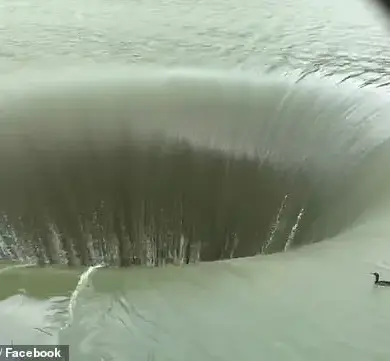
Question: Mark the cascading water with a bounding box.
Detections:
[2,0,390,359]
[261,194,289,254]
[1,70,390,359]
[2,68,388,268]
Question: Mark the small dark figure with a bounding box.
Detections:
[371,272,390,286]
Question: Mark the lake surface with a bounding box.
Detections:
[1,0,390,360]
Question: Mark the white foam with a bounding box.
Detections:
[64,263,105,328]
[0,263,36,275]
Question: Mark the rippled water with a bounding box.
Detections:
[1,0,390,360]
[1,0,390,82]
[2,223,390,361]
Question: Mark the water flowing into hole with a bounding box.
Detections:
[0,68,390,269]
[284,207,305,252]
[64,264,105,329]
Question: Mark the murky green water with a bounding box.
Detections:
[2,220,390,361]
[1,0,390,360]
[1,0,390,82]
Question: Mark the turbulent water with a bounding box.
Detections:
[1,0,390,360]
